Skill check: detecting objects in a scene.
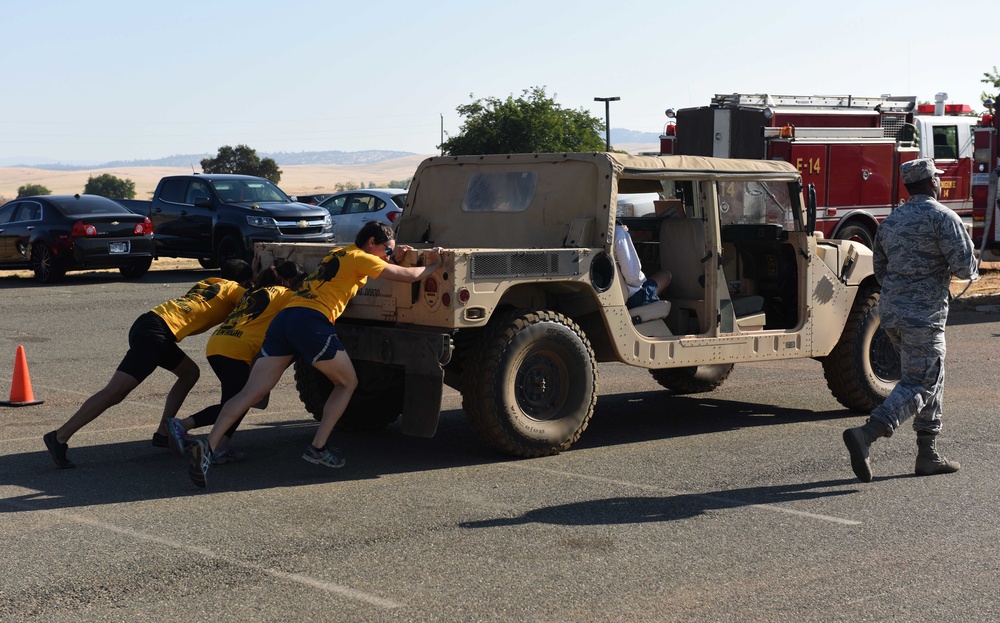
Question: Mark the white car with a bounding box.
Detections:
[319,189,407,244]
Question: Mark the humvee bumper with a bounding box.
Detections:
[336,323,453,438]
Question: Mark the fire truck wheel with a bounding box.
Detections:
[821,287,899,412]
[649,364,734,394]
[294,359,403,431]
[462,310,597,458]
[835,224,875,249]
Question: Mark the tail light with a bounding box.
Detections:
[71,221,98,237]
[423,276,438,293]
[387,211,401,224]
[134,218,153,235]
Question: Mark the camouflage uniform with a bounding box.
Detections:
[869,177,977,434]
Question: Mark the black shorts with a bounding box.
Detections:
[116,311,186,382]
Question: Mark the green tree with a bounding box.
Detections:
[982,66,1000,106]
[201,144,282,183]
[17,183,51,198]
[83,173,136,199]
[440,86,606,156]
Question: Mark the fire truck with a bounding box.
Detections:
[971,96,999,259]
[659,93,979,247]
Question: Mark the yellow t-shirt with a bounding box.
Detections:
[151,278,246,341]
[286,244,386,322]
[206,285,295,364]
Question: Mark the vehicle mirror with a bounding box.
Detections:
[806,184,817,235]
[194,196,214,209]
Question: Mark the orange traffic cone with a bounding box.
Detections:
[0,345,44,407]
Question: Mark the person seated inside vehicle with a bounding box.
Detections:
[614,221,671,308]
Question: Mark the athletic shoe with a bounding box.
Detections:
[187,439,212,489]
[43,431,75,469]
[165,418,189,457]
[151,432,169,448]
[211,446,246,465]
[302,444,346,468]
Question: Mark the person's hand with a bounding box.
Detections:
[423,247,443,266]
[392,243,414,264]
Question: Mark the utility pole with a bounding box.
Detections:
[594,96,620,151]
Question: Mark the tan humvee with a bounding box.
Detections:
[257,152,897,457]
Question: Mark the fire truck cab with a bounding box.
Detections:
[660,93,978,248]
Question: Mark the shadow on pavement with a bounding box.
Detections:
[1,392,860,513]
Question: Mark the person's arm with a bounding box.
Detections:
[614,226,645,287]
[379,248,442,283]
[939,212,978,281]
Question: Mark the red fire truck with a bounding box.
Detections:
[971,97,999,259]
[659,93,979,247]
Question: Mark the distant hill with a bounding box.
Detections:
[611,128,660,143]
[2,150,417,171]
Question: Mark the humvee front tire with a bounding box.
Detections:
[650,364,734,394]
[463,310,597,458]
[294,359,403,430]
[821,288,898,412]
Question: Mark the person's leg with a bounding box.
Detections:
[158,354,200,432]
[205,355,293,452]
[650,270,672,296]
[55,370,140,443]
[308,351,358,451]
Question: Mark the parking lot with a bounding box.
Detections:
[2,265,1000,622]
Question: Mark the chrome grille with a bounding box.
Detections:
[470,251,580,278]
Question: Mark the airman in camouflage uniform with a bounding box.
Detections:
[843,158,978,483]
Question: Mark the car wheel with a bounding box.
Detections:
[462,310,597,458]
[835,224,875,249]
[649,364,734,394]
[822,286,898,412]
[216,234,246,268]
[31,243,64,283]
[119,257,152,279]
[198,258,219,269]
[294,359,403,431]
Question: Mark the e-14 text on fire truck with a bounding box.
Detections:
[657,93,981,248]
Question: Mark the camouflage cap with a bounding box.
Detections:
[900,158,944,185]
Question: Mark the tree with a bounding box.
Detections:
[84,173,136,199]
[439,86,606,156]
[201,144,282,183]
[982,66,1000,105]
[17,183,51,198]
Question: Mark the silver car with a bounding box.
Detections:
[319,188,407,244]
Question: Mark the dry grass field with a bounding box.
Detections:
[0,154,433,202]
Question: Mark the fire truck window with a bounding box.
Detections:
[931,126,958,160]
[717,181,796,230]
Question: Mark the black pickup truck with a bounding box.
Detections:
[119,174,334,268]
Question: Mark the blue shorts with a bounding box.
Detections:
[626,278,661,309]
[261,307,345,364]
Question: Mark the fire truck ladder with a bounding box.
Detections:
[711,93,916,113]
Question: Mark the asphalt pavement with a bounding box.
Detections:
[1,266,999,622]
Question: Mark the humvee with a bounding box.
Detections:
[256,152,898,457]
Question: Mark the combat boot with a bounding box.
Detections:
[842,418,892,483]
[915,431,961,476]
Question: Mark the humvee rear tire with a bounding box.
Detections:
[294,359,403,431]
[463,310,597,458]
[649,364,734,394]
[821,287,898,412]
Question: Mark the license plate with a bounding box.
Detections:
[109,242,129,254]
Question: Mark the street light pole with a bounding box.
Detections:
[594,96,620,151]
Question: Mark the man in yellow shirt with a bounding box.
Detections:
[43,260,253,469]
[187,223,442,488]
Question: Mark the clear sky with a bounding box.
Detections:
[1,0,996,165]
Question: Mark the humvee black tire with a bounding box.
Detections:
[294,359,403,431]
[821,287,898,412]
[649,364,734,394]
[463,310,597,458]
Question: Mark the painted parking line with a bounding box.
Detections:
[507,463,861,526]
[0,490,404,609]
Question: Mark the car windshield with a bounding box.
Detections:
[211,180,290,204]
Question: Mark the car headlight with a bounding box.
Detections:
[246,215,278,229]
[323,214,333,229]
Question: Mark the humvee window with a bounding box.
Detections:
[461,171,537,212]
[718,181,796,230]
